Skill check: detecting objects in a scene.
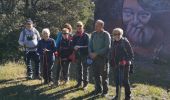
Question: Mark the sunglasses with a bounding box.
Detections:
[77,25,82,27]
[62,33,68,34]
[113,33,120,36]
[26,23,32,25]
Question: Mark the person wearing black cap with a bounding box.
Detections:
[18,18,41,80]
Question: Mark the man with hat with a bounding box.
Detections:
[18,18,41,79]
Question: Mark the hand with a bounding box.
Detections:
[54,51,59,57]
[43,48,50,53]
[119,60,127,66]
[74,45,79,51]
[89,53,97,59]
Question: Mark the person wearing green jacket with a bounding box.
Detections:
[89,20,111,97]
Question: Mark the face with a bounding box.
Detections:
[76,24,84,32]
[25,23,33,29]
[95,22,103,32]
[42,32,49,40]
[123,0,152,45]
[113,32,122,41]
[62,33,69,39]
[123,0,151,27]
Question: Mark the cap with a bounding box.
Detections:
[25,18,33,24]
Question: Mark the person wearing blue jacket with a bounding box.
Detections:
[37,28,56,84]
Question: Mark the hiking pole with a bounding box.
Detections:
[59,57,64,85]
[45,52,50,86]
[43,51,49,85]
[42,53,45,84]
[117,65,124,100]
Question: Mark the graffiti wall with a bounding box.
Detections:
[94,0,170,62]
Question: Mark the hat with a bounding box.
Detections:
[25,18,33,24]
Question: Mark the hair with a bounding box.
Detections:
[62,28,69,34]
[42,28,50,36]
[96,19,104,27]
[64,23,72,33]
[77,21,84,27]
[112,28,124,36]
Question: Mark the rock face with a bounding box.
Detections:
[94,0,124,33]
[94,0,170,63]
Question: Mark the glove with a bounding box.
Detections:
[119,60,127,66]
[54,51,59,57]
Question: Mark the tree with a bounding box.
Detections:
[0,0,94,63]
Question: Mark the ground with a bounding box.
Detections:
[0,62,169,100]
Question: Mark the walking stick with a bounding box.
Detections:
[43,51,49,85]
[59,57,64,84]
[117,65,124,100]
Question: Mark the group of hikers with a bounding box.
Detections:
[18,18,134,100]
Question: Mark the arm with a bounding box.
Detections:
[18,31,25,46]
[84,34,89,48]
[34,28,41,40]
[79,34,89,50]
[72,35,76,47]
[55,32,62,49]
[36,30,41,41]
[88,34,93,54]
[51,39,57,53]
[37,40,43,55]
[124,39,134,61]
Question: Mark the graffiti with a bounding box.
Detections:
[123,0,165,58]
[94,0,170,61]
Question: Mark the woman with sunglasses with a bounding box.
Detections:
[55,28,73,86]
[72,21,89,89]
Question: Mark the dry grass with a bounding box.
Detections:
[0,62,169,100]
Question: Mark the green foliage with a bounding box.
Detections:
[0,0,94,63]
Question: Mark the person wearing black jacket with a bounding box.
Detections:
[55,28,73,85]
[37,28,56,84]
[72,21,89,89]
[110,28,134,100]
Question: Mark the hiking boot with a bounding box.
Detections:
[101,91,108,97]
[125,95,131,100]
[111,95,118,100]
[63,80,69,85]
[34,75,41,80]
[101,93,108,97]
[43,80,48,84]
[91,89,102,95]
[27,74,33,80]
[53,81,60,87]
[83,82,88,90]
[75,82,82,88]
[48,81,54,87]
